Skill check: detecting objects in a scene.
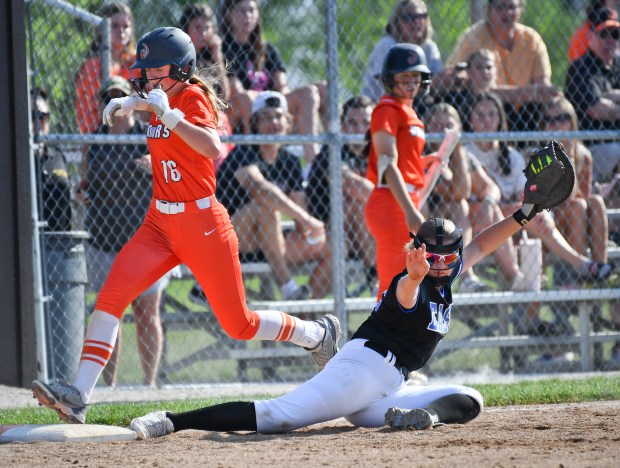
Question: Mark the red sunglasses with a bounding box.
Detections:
[425,252,460,268]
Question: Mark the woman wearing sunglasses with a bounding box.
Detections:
[362,0,443,101]
[130,205,547,438]
[466,92,613,286]
[538,97,610,282]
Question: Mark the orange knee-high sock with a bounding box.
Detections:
[74,310,120,403]
[252,310,324,348]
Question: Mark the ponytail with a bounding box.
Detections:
[189,74,228,126]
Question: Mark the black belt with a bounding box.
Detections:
[363,340,410,381]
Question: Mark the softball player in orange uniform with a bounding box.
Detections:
[32,27,339,424]
[365,43,430,296]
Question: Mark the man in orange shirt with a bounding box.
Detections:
[443,0,559,111]
[569,1,619,61]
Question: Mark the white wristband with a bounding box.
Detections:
[160,108,185,130]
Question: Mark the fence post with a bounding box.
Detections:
[325,0,348,337]
[578,303,593,372]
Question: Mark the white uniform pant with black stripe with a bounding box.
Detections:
[255,338,483,432]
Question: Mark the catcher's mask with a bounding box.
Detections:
[380,43,431,97]
[130,27,196,98]
[411,217,463,287]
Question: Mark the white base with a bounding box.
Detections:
[0,424,136,443]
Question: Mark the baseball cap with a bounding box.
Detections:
[251,91,288,116]
[98,76,132,99]
[589,7,620,32]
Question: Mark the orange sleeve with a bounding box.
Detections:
[370,105,402,137]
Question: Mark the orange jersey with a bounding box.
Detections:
[366,96,425,189]
[147,84,218,201]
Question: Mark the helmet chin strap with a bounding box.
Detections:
[428,268,452,287]
[131,75,182,99]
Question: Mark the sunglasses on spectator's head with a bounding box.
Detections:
[544,113,572,125]
[401,12,428,22]
[425,252,460,268]
[599,28,620,40]
[31,111,50,121]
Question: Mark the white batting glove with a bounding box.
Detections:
[102,95,147,127]
[147,88,184,129]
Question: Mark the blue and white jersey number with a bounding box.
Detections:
[427,302,450,335]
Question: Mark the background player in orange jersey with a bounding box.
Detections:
[365,43,431,296]
[32,27,339,424]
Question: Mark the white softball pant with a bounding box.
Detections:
[255,338,483,432]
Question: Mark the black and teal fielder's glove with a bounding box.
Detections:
[513,140,575,226]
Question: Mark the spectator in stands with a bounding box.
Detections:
[216,91,330,300]
[565,7,620,187]
[423,103,526,293]
[442,48,533,132]
[361,0,443,102]
[74,2,136,134]
[466,92,614,285]
[441,0,560,132]
[535,97,614,349]
[306,95,377,296]
[218,0,322,164]
[568,0,619,61]
[539,97,610,277]
[31,87,72,232]
[179,3,229,101]
[442,49,496,126]
[179,3,234,173]
[83,76,173,387]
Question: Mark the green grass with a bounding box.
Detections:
[2,376,618,427]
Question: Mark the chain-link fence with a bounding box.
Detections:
[27,0,620,387]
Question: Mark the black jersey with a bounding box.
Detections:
[352,269,455,371]
[216,145,304,217]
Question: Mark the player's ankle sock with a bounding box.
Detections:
[74,310,119,403]
[169,402,257,432]
[252,310,324,348]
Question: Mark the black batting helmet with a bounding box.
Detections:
[130,27,196,95]
[412,217,463,287]
[381,43,431,94]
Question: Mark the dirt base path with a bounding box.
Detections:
[2,401,619,467]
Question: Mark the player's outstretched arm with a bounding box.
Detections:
[462,215,524,272]
[462,141,575,273]
[397,243,429,308]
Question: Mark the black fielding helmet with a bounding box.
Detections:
[412,218,463,287]
[131,27,196,84]
[381,43,431,94]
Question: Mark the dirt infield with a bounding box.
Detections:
[1,400,618,467]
